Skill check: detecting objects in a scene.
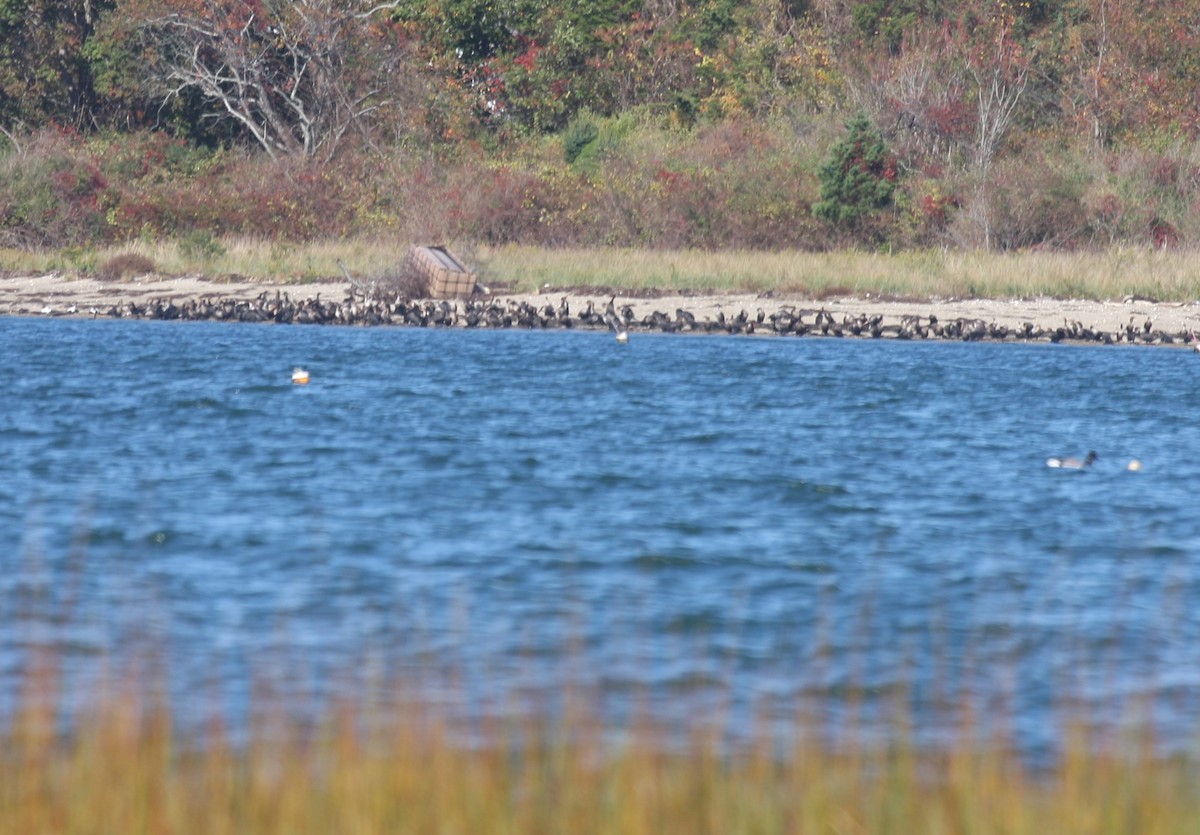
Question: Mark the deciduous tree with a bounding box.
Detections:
[0,0,113,128]
[120,0,409,160]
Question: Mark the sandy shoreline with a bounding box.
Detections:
[3,272,1199,345]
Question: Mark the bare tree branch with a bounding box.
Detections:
[135,0,405,160]
[0,123,24,156]
[353,1,402,20]
[969,49,1028,171]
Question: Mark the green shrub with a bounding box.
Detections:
[177,229,225,262]
[562,115,599,165]
[567,113,635,176]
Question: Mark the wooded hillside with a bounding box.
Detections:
[2,0,1198,252]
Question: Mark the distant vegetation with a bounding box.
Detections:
[1,1,1200,256]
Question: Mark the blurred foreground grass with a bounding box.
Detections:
[3,239,1200,301]
[3,658,1199,835]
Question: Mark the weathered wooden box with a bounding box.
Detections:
[405,246,477,299]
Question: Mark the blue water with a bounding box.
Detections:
[3,317,1200,753]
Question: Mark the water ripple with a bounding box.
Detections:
[2,319,1200,752]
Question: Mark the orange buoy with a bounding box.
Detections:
[292,367,310,385]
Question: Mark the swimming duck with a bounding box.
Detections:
[1046,451,1097,469]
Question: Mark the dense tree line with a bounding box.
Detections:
[4,0,1194,149]
[1,0,1199,251]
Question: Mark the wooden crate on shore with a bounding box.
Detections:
[405,246,477,299]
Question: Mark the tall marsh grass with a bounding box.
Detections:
[3,240,1198,301]
[484,245,1200,301]
[2,651,1200,834]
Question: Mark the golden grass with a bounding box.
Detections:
[2,240,1199,301]
[2,658,1200,835]
[0,236,406,283]
[482,245,1200,301]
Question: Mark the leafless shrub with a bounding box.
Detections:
[947,152,1090,251]
[340,253,427,301]
[376,258,430,300]
[98,253,158,281]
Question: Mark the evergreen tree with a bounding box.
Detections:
[813,113,897,230]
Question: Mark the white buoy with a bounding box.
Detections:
[615,330,629,344]
[292,367,310,385]
[1127,459,1142,472]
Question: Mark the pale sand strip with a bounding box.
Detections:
[3,272,1199,341]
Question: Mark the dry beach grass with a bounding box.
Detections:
[4,240,1200,301]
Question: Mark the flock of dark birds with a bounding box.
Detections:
[70,290,1200,347]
